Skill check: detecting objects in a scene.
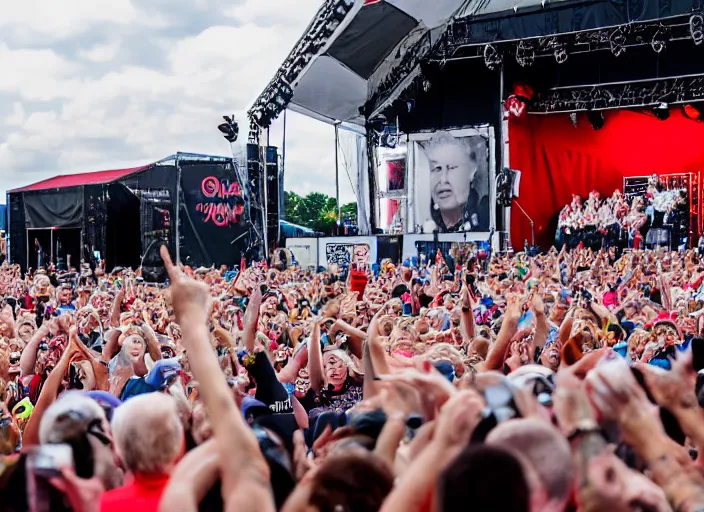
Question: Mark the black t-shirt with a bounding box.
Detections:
[246,352,294,415]
[419,293,434,309]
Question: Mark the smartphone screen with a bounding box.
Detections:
[26,444,74,512]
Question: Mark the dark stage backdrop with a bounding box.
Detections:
[179,162,247,267]
[509,108,704,249]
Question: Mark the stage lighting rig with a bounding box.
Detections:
[609,27,627,57]
[653,102,670,120]
[650,28,668,53]
[515,40,535,67]
[691,14,704,45]
[218,115,239,143]
[587,111,605,131]
[683,104,702,120]
[554,43,568,64]
[483,44,502,70]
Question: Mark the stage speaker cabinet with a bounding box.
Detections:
[265,146,280,248]
[377,235,402,264]
[246,143,264,246]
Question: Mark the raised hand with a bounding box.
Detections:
[434,389,485,448]
[161,246,211,330]
[635,349,698,413]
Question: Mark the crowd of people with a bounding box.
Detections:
[556,177,690,251]
[2,244,704,511]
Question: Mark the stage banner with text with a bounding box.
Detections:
[179,162,247,268]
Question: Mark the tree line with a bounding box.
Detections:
[284,191,357,235]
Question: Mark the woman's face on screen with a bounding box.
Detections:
[427,143,474,214]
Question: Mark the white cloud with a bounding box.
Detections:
[78,41,122,63]
[6,103,26,127]
[225,0,325,27]
[0,0,157,42]
[0,0,351,208]
[0,44,82,101]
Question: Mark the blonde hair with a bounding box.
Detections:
[111,393,183,474]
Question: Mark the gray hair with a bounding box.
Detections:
[111,393,184,475]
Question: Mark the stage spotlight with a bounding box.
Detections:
[554,43,568,64]
[683,104,702,120]
[609,27,626,56]
[653,102,670,121]
[483,44,502,70]
[587,111,605,131]
[651,29,667,53]
[691,14,704,45]
[218,115,239,143]
[515,40,535,67]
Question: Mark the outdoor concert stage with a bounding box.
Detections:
[250,0,704,253]
[6,153,248,275]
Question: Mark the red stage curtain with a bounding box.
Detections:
[509,109,704,249]
[386,198,400,226]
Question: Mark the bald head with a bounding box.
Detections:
[487,419,573,507]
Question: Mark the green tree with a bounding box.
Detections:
[284,191,339,235]
[284,191,305,226]
[340,202,357,224]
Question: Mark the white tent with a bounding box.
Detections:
[249,0,468,127]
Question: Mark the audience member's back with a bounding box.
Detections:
[100,393,184,512]
[437,444,531,512]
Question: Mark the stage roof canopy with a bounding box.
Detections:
[453,0,698,45]
[249,0,468,127]
[251,0,699,128]
[9,152,233,194]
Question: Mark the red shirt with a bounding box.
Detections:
[100,473,170,512]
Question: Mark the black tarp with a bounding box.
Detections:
[327,1,417,79]
[8,193,26,271]
[179,161,247,267]
[454,0,703,44]
[23,189,83,228]
[106,184,142,270]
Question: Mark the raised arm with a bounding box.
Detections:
[19,320,51,377]
[308,320,325,393]
[161,246,275,512]
[480,297,521,371]
[459,285,475,342]
[109,288,125,328]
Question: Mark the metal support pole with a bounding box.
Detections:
[261,146,269,258]
[5,192,10,264]
[499,65,511,250]
[50,228,54,268]
[175,153,182,264]
[334,122,341,234]
[281,109,287,222]
[365,124,378,234]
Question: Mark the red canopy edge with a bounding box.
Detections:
[9,165,153,193]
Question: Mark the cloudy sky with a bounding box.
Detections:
[0,0,357,203]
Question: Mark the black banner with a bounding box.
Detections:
[179,162,247,268]
[247,143,264,259]
[24,189,83,229]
